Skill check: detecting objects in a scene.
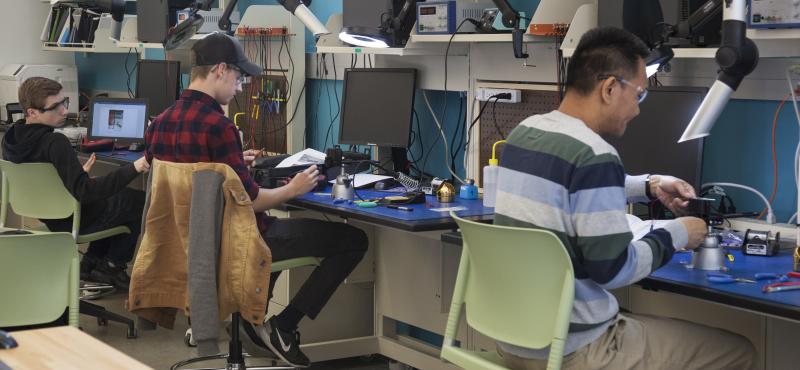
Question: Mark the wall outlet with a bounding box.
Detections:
[475,88,521,103]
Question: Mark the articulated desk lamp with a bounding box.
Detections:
[673,0,758,142]
[163,0,329,50]
[339,0,528,58]
[626,0,760,266]
[338,0,421,49]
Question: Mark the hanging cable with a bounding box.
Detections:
[422,90,465,184]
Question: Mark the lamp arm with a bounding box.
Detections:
[278,0,329,36]
[491,0,519,29]
[390,0,419,31]
[218,0,239,33]
[679,0,758,142]
[672,0,724,39]
[490,0,528,59]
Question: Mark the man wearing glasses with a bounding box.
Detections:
[493,27,756,369]
[1,77,150,290]
[144,32,367,367]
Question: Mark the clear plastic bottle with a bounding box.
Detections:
[483,158,499,208]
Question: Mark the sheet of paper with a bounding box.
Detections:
[328,173,393,188]
[276,148,326,168]
[627,214,673,240]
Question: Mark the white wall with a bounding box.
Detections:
[0,0,74,67]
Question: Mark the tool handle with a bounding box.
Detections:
[708,276,733,283]
[755,273,778,280]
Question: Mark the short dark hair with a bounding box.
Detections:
[18,77,62,115]
[565,27,650,95]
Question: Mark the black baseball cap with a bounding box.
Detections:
[192,32,261,76]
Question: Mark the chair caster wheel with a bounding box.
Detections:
[184,328,196,347]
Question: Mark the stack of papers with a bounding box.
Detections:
[277,148,326,168]
[280,148,393,188]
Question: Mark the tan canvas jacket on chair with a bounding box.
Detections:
[127,159,272,328]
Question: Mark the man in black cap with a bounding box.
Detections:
[145,32,368,368]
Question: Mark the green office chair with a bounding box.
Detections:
[0,231,75,328]
[172,257,323,370]
[443,212,575,370]
[0,159,137,338]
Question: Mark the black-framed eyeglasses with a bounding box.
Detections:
[597,74,648,104]
[38,97,70,112]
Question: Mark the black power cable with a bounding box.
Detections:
[463,95,502,158]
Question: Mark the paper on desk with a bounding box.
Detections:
[627,214,673,240]
[328,173,393,188]
[277,148,326,168]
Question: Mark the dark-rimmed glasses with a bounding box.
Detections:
[38,97,70,112]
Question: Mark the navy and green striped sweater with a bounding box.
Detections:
[494,110,688,358]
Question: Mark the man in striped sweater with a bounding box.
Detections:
[494,27,756,370]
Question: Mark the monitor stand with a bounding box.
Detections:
[376,146,410,176]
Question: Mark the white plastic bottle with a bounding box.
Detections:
[482,158,499,208]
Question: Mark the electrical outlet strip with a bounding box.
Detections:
[475,88,521,103]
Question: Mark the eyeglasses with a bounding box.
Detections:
[597,75,648,104]
[228,65,248,86]
[38,97,70,112]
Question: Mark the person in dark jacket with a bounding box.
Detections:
[1,77,150,289]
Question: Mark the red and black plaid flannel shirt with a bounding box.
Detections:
[145,89,270,234]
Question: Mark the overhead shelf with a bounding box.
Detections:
[560,4,800,59]
[409,33,552,43]
[315,45,437,56]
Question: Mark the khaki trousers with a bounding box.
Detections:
[498,313,756,370]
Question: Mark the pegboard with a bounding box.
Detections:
[230,75,290,153]
[478,89,561,185]
[227,30,297,154]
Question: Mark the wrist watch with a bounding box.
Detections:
[645,176,655,201]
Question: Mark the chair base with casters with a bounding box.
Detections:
[80,300,138,338]
[171,256,322,370]
[74,226,139,338]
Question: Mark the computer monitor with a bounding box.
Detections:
[606,86,707,190]
[88,98,148,142]
[339,68,417,148]
[136,60,180,118]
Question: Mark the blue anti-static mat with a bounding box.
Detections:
[295,188,492,221]
[652,249,800,308]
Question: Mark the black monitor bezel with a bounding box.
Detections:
[338,68,417,148]
[609,85,707,191]
[87,97,149,142]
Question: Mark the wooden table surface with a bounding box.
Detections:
[0,326,151,370]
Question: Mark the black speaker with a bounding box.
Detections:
[137,0,170,43]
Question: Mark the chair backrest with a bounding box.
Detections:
[451,213,575,350]
[0,160,79,231]
[0,232,75,327]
